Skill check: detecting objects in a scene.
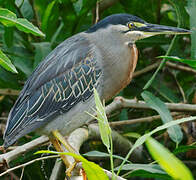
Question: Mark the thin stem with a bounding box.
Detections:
[109,134,115,180]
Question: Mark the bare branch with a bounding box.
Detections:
[166,61,196,74]
[106,97,196,113]
[0,89,20,96]
[0,136,49,164]
[133,62,160,78]
[109,112,183,127]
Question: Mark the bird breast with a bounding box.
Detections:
[101,43,138,101]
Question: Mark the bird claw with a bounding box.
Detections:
[65,161,77,177]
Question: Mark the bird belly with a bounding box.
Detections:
[36,97,95,136]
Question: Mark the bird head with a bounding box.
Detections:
[87,14,190,43]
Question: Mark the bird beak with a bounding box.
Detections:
[141,23,191,36]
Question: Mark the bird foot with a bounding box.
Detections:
[66,161,77,177]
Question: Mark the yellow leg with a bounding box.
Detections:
[50,137,71,168]
[52,130,78,154]
[51,130,79,177]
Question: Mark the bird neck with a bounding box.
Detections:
[84,31,138,101]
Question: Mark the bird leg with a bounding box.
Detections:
[52,130,78,154]
[49,137,71,168]
[51,130,79,177]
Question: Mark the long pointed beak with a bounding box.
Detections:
[140,23,191,35]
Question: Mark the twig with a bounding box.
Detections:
[133,62,160,78]
[19,167,24,180]
[95,1,99,23]
[109,112,183,127]
[0,155,59,177]
[0,89,20,96]
[132,61,196,80]
[166,61,196,74]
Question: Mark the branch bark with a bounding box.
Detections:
[0,136,49,164]
[106,97,196,113]
[109,112,183,127]
[0,89,20,96]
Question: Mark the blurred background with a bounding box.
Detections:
[0,0,195,179]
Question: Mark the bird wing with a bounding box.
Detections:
[4,34,102,148]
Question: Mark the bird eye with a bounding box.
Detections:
[128,22,135,29]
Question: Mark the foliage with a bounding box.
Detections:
[0,0,195,180]
[146,137,193,180]
[35,151,109,180]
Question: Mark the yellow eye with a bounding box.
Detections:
[128,22,135,29]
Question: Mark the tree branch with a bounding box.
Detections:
[0,136,49,164]
[166,61,196,74]
[0,89,20,96]
[109,112,183,127]
[106,97,196,113]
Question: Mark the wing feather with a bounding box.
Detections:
[3,34,102,148]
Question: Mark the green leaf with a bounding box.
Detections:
[83,150,131,163]
[0,49,17,73]
[141,91,183,143]
[158,56,196,69]
[115,163,166,174]
[35,150,109,180]
[93,88,111,149]
[41,0,57,32]
[173,145,196,155]
[0,8,17,26]
[0,8,45,37]
[16,18,45,37]
[127,169,172,180]
[117,116,196,175]
[146,137,194,180]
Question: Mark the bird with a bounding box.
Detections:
[3,13,190,174]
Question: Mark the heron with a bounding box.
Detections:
[3,13,190,176]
